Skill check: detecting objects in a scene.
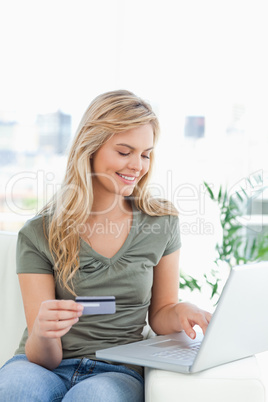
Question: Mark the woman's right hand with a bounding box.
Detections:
[33,299,84,339]
[18,273,84,369]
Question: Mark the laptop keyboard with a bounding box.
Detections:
[152,341,201,361]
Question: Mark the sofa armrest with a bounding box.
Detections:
[0,232,26,367]
[145,355,266,402]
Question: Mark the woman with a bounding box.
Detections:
[0,90,211,401]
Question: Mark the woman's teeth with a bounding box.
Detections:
[117,173,135,181]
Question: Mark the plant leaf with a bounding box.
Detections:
[204,182,214,200]
[218,186,222,202]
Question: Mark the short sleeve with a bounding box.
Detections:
[16,227,53,275]
[163,215,181,256]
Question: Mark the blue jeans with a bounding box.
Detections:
[0,355,144,401]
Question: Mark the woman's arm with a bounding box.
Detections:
[148,249,212,339]
[18,273,83,370]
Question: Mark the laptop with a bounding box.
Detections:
[96,261,268,373]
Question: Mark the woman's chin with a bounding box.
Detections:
[119,185,136,197]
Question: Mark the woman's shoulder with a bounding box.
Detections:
[17,214,54,273]
[18,214,48,244]
[130,199,181,259]
[132,200,179,240]
[133,198,179,222]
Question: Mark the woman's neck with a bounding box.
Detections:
[90,194,132,222]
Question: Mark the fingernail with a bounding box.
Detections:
[190,332,195,339]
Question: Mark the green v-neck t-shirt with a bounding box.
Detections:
[15,203,181,375]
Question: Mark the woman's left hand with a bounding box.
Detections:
[175,302,212,339]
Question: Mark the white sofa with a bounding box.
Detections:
[1,231,267,401]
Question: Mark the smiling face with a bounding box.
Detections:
[91,124,154,200]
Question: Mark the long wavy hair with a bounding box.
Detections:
[40,90,178,294]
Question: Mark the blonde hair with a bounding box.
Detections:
[41,90,178,294]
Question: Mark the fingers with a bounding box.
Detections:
[36,299,84,339]
[41,299,84,313]
[193,311,211,335]
[176,302,212,339]
[39,319,79,338]
[180,317,197,339]
[196,317,209,335]
[41,300,83,320]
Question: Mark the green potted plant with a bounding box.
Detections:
[180,174,268,303]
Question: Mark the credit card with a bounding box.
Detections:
[75,296,116,315]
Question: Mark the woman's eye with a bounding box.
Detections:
[118,151,150,159]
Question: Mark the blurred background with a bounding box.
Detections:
[1,0,268,303]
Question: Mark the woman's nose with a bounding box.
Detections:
[128,155,142,172]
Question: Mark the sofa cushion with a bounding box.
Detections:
[0,232,26,367]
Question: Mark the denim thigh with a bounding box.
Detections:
[0,355,68,402]
[0,355,144,401]
[58,358,144,402]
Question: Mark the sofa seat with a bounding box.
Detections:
[145,354,266,402]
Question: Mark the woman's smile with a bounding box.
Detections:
[116,172,138,184]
